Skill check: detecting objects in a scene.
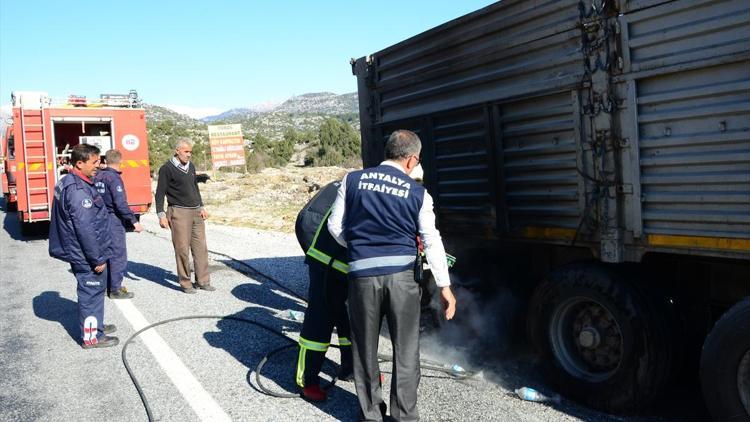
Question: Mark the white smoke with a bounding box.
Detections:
[419,275,522,378]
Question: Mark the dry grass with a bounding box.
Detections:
[197,166,350,233]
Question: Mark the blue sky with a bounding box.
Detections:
[0,1,495,118]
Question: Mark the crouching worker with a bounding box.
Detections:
[49,144,118,348]
[294,181,354,402]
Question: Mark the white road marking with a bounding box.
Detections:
[113,299,232,422]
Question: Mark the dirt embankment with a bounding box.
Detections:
[196,166,350,233]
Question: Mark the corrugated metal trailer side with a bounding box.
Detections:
[355,0,750,263]
[353,0,750,418]
[356,0,588,244]
[616,0,750,261]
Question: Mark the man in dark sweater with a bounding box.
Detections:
[155,138,214,294]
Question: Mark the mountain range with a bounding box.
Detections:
[204,92,358,122]
[145,92,359,140]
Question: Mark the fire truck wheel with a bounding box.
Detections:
[20,221,33,236]
[527,262,676,412]
[700,296,750,422]
[19,221,48,236]
[3,194,16,212]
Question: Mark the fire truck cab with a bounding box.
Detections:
[2,91,152,232]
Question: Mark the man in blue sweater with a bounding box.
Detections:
[49,144,119,349]
[328,130,457,421]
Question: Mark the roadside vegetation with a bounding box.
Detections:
[147,116,361,173]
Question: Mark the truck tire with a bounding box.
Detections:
[19,221,48,237]
[20,221,35,236]
[3,194,17,212]
[527,262,676,411]
[700,297,750,422]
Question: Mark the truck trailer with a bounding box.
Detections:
[353,0,750,420]
[1,91,152,233]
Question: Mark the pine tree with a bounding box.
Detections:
[311,118,361,167]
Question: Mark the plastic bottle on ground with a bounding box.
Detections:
[449,364,466,376]
[514,387,561,404]
[288,310,305,322]
[276,309,305,322]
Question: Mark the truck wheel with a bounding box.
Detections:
[527,263,675,411]
[3,194,17,212]
[20,221,34,236]
[700,297,750,422]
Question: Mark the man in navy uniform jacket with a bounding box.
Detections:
[93,149,143,299]
[328,130,457,421]
[49,144,119,348]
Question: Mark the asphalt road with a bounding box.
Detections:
[0,205,690,422]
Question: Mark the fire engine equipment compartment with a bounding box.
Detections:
[52,120,113,178]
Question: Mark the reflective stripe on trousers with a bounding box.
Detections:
[296,336,351,387]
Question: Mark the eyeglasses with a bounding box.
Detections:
[412,155,421,165]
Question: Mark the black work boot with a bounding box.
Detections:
[109,287,134,299]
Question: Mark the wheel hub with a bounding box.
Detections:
[578,327,601,348]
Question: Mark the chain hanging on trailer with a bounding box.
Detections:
[574,0,624,261]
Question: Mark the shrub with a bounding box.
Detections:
[310,118,361,167]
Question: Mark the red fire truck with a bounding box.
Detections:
[1,91,151,233]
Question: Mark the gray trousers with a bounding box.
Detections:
[167,206,210,288]
[348,269,420,422]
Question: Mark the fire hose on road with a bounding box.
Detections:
[121,246,476,422]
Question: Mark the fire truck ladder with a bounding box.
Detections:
[19,104,51,220]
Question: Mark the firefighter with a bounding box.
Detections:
[294,181,354,402]
[328,130,457,421]
[48,144,118,348]
[94,149,143,299]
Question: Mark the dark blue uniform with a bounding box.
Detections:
[49,170,113,345]
[93,167,137,294]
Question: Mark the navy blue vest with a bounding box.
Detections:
[344,164,425,277]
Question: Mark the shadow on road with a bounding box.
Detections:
[2,203,49,241]
[32,291,79,342]
[125,261,183,292]
[218,255,309,299]
[204,256,358,421]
